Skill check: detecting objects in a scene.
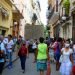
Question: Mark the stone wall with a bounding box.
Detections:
[25,25,44,40]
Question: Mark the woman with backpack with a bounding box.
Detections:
[18,41,29,73]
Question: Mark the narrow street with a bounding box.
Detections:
[2,54,60,75]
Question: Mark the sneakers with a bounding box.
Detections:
[22,70,25,73]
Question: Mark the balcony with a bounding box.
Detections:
[46,4,59,25]
[12,5,24,21]
[46,5,54,20]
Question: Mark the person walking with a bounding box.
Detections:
[36,37,50,75]
[52,38,62,71]
[0,35,5,75]
[32,39,37,63]
[16,35,23,55]
[60,43,73,75]
[6,35,14,69]
[18,41,29,73]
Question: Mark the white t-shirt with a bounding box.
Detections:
[7,40,14,52]
[3,38,8,45]
[32,43,37,49]
[61,48,73,62]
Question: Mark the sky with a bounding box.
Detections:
[39,0,48,25]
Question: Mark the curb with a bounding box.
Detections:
[4,57,19,69]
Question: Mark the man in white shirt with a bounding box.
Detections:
[3,37,8,55]
[0,35,5,75]
[7,35,14,69]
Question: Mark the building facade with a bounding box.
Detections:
[10,0,24,37]
[10,0,41,38]
[0,0,13,36]
[31,0,41,25]
[71,0,75,41]
[47,0,75,41]
[47,0,59,38]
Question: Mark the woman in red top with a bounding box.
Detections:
[18,41,29,73]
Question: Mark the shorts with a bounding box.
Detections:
[37,59,47,71]
[54,52,60,61]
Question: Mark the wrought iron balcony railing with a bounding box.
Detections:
[46,6,55,20]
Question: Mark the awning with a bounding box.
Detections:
[49,12,59,25]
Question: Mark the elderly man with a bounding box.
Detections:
[0,35,5,75]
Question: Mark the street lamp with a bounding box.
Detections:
[61,6,66,21]
[62,16,66,21]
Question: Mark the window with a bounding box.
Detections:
[2,30,6,36]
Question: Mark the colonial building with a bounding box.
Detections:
[0,0,13,36]
[57,0,74,40]
[47,0,75,41]
[31,0,41,25]
[47,0,59,38]
[10,0,24,37]
[71,0,75,41]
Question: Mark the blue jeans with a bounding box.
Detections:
[20,56,26,71]
[0,62,5,74]
[7,51,12,68]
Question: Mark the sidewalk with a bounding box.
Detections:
[4,51,18,68]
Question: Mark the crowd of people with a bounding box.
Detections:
[34,37,75,75]
[0,35,23,75]
[0,35,75,75]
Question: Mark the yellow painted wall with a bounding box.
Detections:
[0,0,13,36]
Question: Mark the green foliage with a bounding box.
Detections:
[63,0,70,16]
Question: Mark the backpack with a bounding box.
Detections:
[18,45,27,56]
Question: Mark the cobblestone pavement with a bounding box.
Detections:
[2,54,60,75]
